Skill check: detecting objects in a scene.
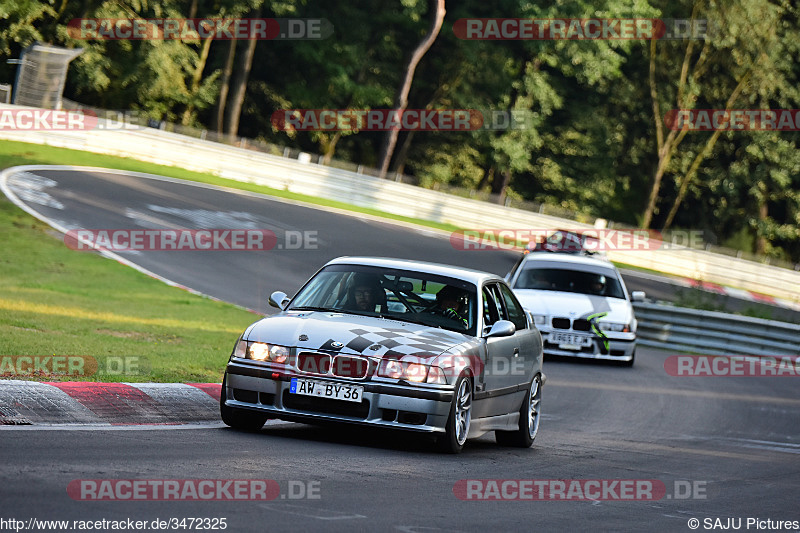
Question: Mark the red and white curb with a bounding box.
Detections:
[0,381,221,426]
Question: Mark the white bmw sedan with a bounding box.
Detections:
[507,252,644,366]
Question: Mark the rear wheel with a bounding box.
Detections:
[220,374,268,431]
[496,374,541,447]
[437,375,472,454]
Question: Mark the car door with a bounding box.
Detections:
[478,282,523,417]
[497,282,538,386]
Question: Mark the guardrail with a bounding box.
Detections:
[634,302,800,356]
[1,102,799,304]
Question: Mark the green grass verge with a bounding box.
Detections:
[0,192,258,383]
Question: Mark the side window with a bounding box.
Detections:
[482,287,500,326]
[499,284,527,331]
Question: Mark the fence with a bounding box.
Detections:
[634,302,800,356]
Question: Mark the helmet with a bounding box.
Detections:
[436,285,468,302]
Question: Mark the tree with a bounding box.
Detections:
[377,0,445,179]
[642,0,798,229]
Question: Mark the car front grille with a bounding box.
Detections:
[332,355,370,378]
[552,317,571,329]
[573,319,592,331]
[552,317,593,331]
[297,352,331,374]
[296,352,370,379]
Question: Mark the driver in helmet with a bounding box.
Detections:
[427,285,468,326]
[590,275,607,295]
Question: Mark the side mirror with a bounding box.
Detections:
[631,291,646,302]
[269,291,289,310]
[484,319,516,338]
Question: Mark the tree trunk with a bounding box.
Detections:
[392,130,416,176]
[224,8,260,137]
[321,131,342,165]
[477,167,493,191]
[661,70,752,229]
[181,34,214,126]
[377,0,445,179]
[392,76,452,177]
[641,6,709,228]
[492,169,511,204]
[755,200,768,256]
[212,40,236,135]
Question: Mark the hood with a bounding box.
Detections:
[245,310,473,362]
[515,290,633,323]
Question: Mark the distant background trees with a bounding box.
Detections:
[1,0,798,262]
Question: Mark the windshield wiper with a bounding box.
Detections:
[289,306,344,313]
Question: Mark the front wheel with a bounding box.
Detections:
[220,374,268,431]
[496,374,541,448]
[437,375,472,454]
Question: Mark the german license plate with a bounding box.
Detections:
[290,378,363,402]
[550,332,592,349]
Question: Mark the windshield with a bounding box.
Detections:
[289,264,477,335]
[514,266,626,299]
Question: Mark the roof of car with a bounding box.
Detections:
[520,251,620,272]
[325,256,503,285]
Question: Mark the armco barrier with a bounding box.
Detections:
[1,103,799,303]
[633,302,800,356]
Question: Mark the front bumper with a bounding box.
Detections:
[224,361,454,433]
[539,330,636,361]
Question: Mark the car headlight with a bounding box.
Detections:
[377,360,447,384]
[240,341,289,363]
[532,314,547,325]
[598,321,631,333]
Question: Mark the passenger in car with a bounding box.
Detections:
[524,270,552,290]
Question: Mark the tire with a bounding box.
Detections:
[496,374,542,448]
[436,375,472,454]
[220,374,268,431]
